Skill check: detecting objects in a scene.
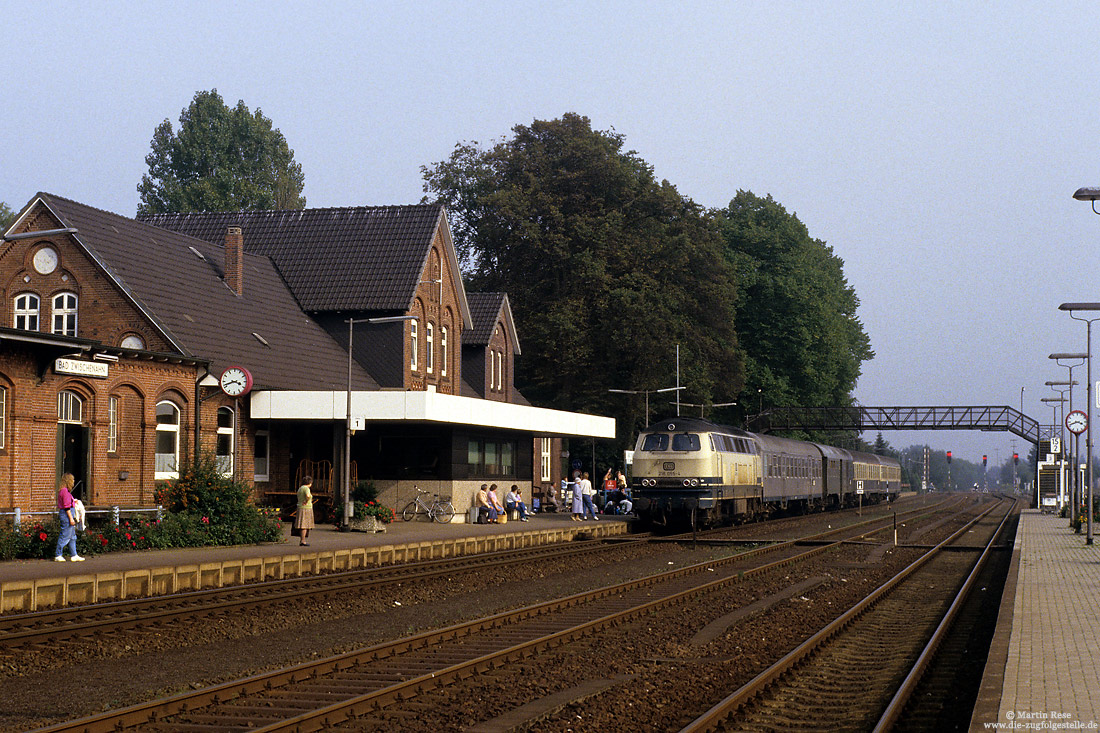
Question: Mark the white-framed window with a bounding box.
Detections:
[254,429,269,482]
[410,319,418,371]
[440,326,448,377]
[14,293,39,331]
[216,406,234,476]
[495,351,504,391]
[58,390,83,423]
[426,322,434,374]
[489,349,496,391]
[51,292,78,336]
[541,438,552,482]
[0,387,7,450]
[155,400,180,479]
[107,396,118,453]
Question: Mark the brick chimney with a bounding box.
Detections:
[225,226,243,296]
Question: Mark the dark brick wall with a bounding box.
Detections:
[0,209,254,511]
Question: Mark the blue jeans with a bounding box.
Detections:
[56,511,77,557]
[506,501,529,519]
[582,494,598,519]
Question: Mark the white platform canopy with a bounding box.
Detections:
[250,389,616,438]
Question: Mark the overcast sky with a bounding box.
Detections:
[4,2,1100,468]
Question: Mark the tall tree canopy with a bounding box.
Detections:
[717,191,873,412]
[423,113,742,443]
[0,202,15,232]
[137,89,305,216]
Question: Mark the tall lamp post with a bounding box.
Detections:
[1059,303,1100,545]
[342,315,415,530]
[1069,185,1100,542]
[1050,353,1087,526]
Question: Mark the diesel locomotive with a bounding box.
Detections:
[629,417,900,527]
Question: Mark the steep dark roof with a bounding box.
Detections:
[143,206,445,312]
[33,193,377,391]
[463,293,506,345]
[463,292,521,354]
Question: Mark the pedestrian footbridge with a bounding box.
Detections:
[748,406,1044,444]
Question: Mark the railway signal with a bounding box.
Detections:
[1014,452,1019,465]
[946,451,952,464]
[982,455,987,468]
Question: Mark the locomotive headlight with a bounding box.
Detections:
[690,479,699,487]
[682,479,690,486]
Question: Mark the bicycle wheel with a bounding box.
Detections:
[432,501,455,523]
[401,501,419,522]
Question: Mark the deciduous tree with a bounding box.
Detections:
[137,89,305,216]
[423,114,742,443]
[717,191,873,414]
[0,202,15,231]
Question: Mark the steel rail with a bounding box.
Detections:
[872,499,1018,731]
[678,498,1010,733]
[5,498,953,652]
[244,499,973,733]
[214,510,941,733]
[32,504,942,733]
[0,537,635,648]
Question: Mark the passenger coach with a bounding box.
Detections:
[629,417,900,527]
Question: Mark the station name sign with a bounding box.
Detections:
[55,357,109,379]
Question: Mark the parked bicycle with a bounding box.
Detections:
[401,486,456,523]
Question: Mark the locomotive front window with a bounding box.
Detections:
[642,433,669,451]
[672,433,701,451]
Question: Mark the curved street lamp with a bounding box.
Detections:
[608,386,683,427]
[342,315,415,530]
[1073,186,1100,214]
[1050,353,1088,528]
[1058,303,1100,545]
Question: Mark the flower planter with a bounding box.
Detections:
[349,515,386,533]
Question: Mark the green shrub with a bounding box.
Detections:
[0,454,282,561]
[334,499,395,525]
[352,481,379,504]
[332,481,394,524]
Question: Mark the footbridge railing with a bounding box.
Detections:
[747,406,1041,444]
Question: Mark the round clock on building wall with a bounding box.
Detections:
[33,246,58,275]
[219,366,253,397]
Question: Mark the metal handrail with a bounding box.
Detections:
[0,505,163,528]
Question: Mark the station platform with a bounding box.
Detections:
[0,512,630,613]
[972,509,1100,731]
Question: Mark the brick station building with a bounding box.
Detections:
[0,193,613,518]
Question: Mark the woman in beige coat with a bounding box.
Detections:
[295,476,315,546]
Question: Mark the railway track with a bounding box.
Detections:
[0,495,950,654]
[30,500,963,732]
[0,537,642,652]
[679,497,1016,732]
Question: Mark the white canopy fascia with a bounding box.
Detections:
[249,389,616,439]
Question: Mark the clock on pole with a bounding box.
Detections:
[219,366,253,397]
[1066,409,1088,435]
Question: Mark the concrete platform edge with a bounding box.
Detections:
[0,522,626,613]
[968,511,1022,730]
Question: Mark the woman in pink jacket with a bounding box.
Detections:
[54,473,84,562]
